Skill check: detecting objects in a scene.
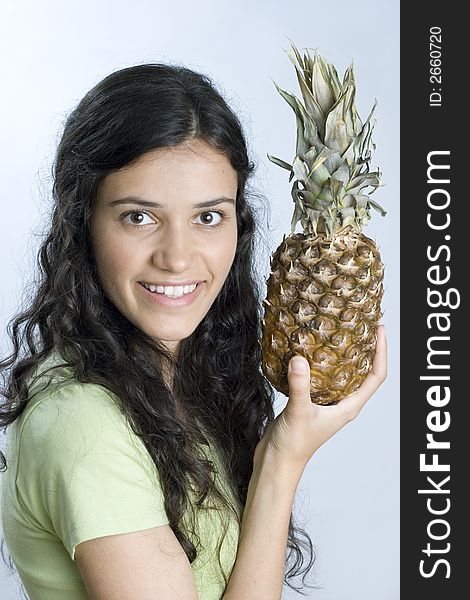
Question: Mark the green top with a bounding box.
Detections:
[1,352,241,599]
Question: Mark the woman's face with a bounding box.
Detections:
[90,139,238,355]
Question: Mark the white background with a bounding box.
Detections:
[0,1,399,598]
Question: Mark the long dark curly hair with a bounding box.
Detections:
[0,62,315,595]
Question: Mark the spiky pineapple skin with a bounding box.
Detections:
[261,226,384,405]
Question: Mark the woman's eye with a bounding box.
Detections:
[121,210,226,229]
[122,211,154,227]
[195,211,224,227]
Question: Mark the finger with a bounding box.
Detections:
[339,325,388,413]
[287,355,311,409]
[371,324,387,380]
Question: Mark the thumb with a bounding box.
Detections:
[287,355,311,407]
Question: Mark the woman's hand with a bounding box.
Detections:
[255,325,387,469]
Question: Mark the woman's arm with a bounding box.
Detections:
[76,328,386,600]
[75,454,302,600]
[222,453,303,599]
[223,325,387,600]
[75,524,199,600]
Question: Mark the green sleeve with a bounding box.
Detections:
[17,381,169,560]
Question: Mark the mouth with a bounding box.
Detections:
[139,281,202,297]
[138,280,205,307]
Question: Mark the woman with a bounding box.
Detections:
[0,63,387,600]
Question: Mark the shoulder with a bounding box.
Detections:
[15,369,170,559]
[17,376,161,507]
[22,350,127,443]
[20,372,150,478]
[23,379,124,447]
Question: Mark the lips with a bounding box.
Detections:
[139,280,204,287]
[138,280,204,308]
[140,281,198,295]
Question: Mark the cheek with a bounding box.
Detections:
[209,231,238,278]
[93,231,136,285]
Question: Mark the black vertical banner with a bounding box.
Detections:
[401,3,466,598]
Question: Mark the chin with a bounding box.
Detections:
[131,312,203,346]
[147,329,193,347]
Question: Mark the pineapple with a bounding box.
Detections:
[261,42,386,405]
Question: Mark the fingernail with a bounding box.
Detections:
[291,357,308,374]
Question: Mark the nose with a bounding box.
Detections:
[151,223,197,273]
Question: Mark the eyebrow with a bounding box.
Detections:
[107,195,235,209]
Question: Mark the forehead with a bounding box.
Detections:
[98,141,238,203]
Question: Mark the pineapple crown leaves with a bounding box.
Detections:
[268,39,386,237]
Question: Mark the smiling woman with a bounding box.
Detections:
[0,62,317,600]
[0,59,386,600]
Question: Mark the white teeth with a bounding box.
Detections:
[141,282,198,297]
